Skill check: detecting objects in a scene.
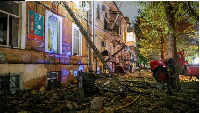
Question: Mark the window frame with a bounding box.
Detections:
[74,1,80,7]
[45,10,62,54]
[0,1,26,49]
[47,71,61,90]
[72,23,82,56]
[0,72,23,95]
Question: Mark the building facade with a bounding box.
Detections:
[0,1,89,92]
[0,1,137,92]
[90,1,135,73]
[126,26,138,68]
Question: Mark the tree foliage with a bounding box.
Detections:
[133,1,199,63]
[138,54,149,66]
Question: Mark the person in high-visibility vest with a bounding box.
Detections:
[132,63,134,72]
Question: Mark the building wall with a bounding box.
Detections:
[26,1,88,56]
[90,1,130,72]
[126,30,138,66]
[0,64,47,89]
[0,1,89,89]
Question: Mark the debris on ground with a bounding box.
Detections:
[0,69,198,113]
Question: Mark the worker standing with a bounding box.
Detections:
[132,63,134,72]
[130,63,132,73]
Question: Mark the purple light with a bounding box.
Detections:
[61,68,69,82]
[78,65,84,72]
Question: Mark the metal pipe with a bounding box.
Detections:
[92,1,94,63]
[87,1,90,68]
[96,57,97,72]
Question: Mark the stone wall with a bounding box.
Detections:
[0,48,88,65]
[0,64,87,89]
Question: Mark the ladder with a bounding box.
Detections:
[62,2,121,85]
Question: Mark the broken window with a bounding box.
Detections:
[0,1,19,47]
[72,23,82,56]
[97,4,100,20]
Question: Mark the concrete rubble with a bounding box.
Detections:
[0,69,199,113]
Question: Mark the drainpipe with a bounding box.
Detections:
[87,1,90,68]
[91,1,94,68]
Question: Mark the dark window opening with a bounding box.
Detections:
[117,19,122,35]
[0,1,19,47]
[97,4,100,20]
[0,1,19,16]
[104,18,107,29]
[82,1,86,7]
[47,72,61,90]
[0,73,21,95]
[0,12,7,45]
[105,12,107,19]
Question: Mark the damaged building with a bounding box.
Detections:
[0,1,137,93]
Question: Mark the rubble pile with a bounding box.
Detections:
[0,69,199,113]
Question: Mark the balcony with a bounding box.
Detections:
[104,21,119,35]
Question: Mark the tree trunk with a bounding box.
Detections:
[161,35,165,60]
[163,1,180,90]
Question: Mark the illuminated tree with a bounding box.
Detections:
[133,1,199,89]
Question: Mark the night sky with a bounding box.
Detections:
[115,1,141,27]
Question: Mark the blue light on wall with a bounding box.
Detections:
[61,68,69,82]
[74,71,78,77]
[78,65,84,72]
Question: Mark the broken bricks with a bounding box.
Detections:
[90,97,105,111]
[0,69,198,113]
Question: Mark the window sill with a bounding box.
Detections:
[72,54,83,56]
[45,51,61,55]
[0,45,19,49]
